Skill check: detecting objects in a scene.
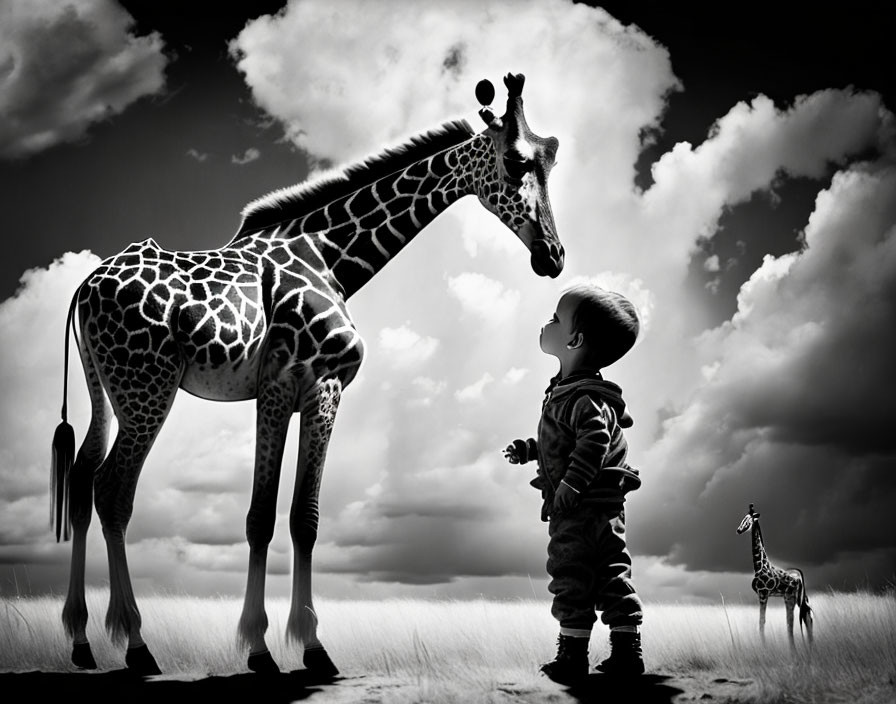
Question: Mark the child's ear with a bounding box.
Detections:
[566,332,584,350]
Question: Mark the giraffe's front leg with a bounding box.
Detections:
[238,342,301,674]
[758,595,768,641]
[287,378,342,679]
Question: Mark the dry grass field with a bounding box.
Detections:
[2,588,894,703]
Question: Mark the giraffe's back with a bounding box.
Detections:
[78,238,271,403]
[78,237,365,406]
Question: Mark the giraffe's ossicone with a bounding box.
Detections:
[50,73,564,676]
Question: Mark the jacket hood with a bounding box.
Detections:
[546,372,634,428]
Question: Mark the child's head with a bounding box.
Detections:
[540,284,639,370]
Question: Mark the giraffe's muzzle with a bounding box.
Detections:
[530,239,565,278]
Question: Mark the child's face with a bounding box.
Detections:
[539,293,579,357]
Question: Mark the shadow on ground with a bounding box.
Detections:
[564,673,685,703]
[0,669,335,704]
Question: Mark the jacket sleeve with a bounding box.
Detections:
[561,394,611,492]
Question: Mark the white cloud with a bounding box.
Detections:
[0,0,168,159]
[641,90,889,278]
[0,251,101,546]
[412,376,447,395]
[186,148,209,162]
[230,0,675,166]
[447,272,520,324]
[409,376,447,407]
[378,324,439,366]
[503,368,529,384]
[231,147,261,165]
[703,254,721,272]
[455,373,494,402]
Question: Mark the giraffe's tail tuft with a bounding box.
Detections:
[51,284,82,543]
[51,419,75,542]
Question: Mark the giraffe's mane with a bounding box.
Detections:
[230,119,477,242]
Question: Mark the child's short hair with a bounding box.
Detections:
[565,284,639,368]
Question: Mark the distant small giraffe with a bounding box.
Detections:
[736,503,813,648]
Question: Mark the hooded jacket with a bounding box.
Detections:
[531,371,641,518]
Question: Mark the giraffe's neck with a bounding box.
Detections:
[751,522,770,575]
[257,134,492,299]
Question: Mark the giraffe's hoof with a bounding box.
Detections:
[72,642,97,670]
[125,644,162,676]
[303,645,339,680]
[248,649,280,675]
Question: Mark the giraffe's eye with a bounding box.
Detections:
[503,151,533,184]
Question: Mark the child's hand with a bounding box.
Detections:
[503,438,538,465]
[503,441,524,464]
[553,480,580,514]
[504,438,538,464]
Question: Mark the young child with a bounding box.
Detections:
[504,283,644,683]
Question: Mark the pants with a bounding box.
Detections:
[546,505,643,631]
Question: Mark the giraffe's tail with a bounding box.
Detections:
[795,568,814,642]
[51,286,82,543]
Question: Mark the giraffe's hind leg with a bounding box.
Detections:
[784,594,797,650]
[62,340,112,670]
[94,358,184,676]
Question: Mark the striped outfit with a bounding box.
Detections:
[530,372,643,632]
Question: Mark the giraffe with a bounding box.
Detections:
[736,503,814,649]
[49,73,564,678]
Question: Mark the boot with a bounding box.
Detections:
[540,634,589,685]
[596,629,645,676]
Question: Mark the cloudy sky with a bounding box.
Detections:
[1,0,893,606]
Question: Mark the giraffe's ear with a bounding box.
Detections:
[479,108,502,129]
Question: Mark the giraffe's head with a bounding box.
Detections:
[474,73,564,278]
[736,503,760,534]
